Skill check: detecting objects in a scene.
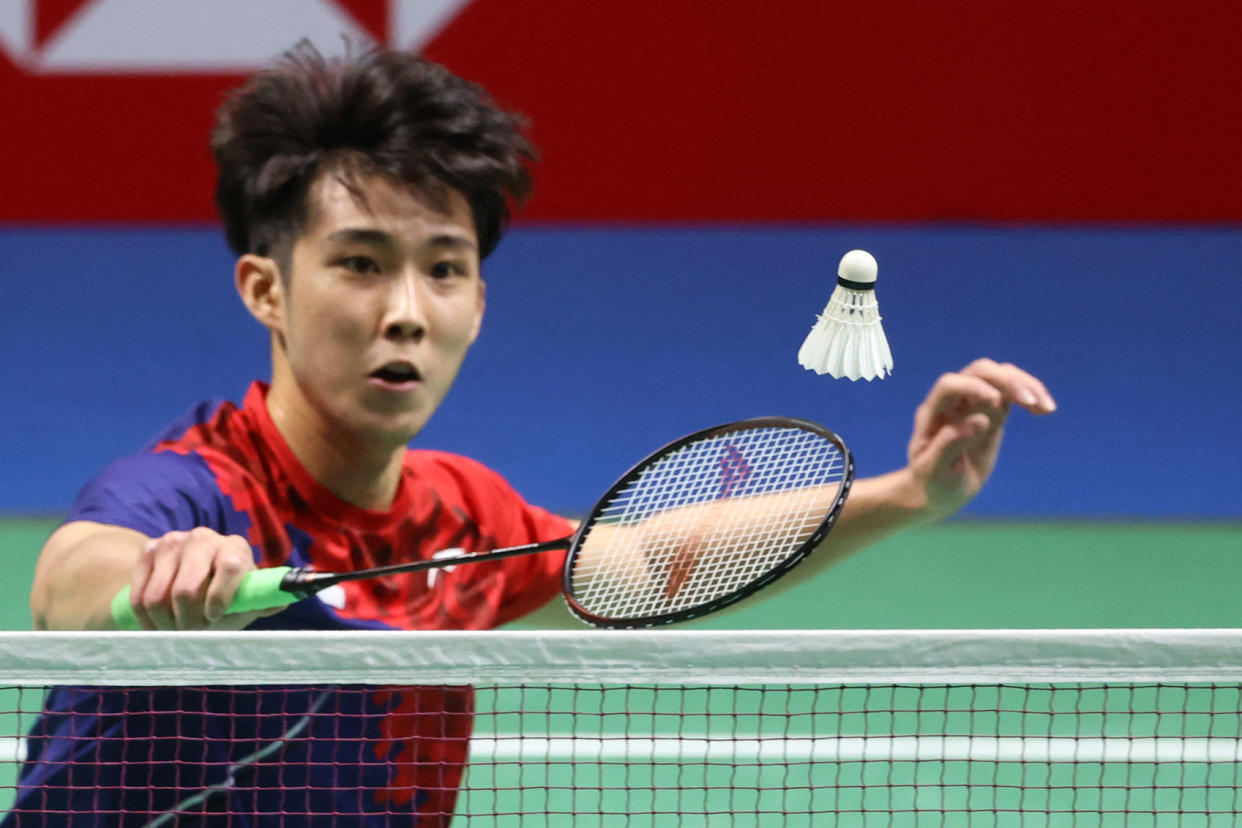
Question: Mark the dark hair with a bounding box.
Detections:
[211,42,535,262]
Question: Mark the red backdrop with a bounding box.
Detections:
[1,0,1239,224]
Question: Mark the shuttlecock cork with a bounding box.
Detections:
[797,249,893,381]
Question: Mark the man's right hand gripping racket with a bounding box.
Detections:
[112,417,853,629]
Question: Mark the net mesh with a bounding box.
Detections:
[3,629,1242,826]
[571,424,848,622]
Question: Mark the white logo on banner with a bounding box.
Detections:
[0,0,470,73]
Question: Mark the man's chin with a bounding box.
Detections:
[353,408,429,448]
[354,389,428,431]
[380,419,428,447]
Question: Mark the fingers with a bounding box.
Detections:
[170,536,215,629]
[130,528,257,630]
[917,371,1004,422]
[132,532,182,630]
[905,358,1054,521]
[912,372,1008,452]
[202,537,255,624]
[913,359,1054,445]
[960,358,1056,415]
[918,410,993,468]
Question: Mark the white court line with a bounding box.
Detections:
[5,735,1241,766]
[0,737,24,762]
[469,735,1242,764]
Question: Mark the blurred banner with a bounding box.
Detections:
[2,0,1239,223]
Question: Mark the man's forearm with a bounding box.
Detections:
[32,522,148,631]
[764,468,934,593]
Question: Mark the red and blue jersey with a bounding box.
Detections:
[71,381,570,631]
[7,382,572,826]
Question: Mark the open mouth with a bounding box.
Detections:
[369,361,422,387]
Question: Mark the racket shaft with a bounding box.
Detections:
[319,536,572,585]
[109,537,572,629]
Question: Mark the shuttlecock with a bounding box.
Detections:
[797,249,893,381]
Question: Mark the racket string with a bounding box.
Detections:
[571,427,847,620]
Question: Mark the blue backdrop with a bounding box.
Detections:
[2,225,1238,518]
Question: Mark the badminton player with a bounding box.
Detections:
[13,43,1056,826]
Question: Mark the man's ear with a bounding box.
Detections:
[235,254,285,331]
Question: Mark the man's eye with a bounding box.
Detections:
[430,261,464,279]
[340,256,379,274]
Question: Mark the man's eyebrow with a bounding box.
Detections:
[323,227,395,247]
[428,234,479,252]
[322,229,478,252]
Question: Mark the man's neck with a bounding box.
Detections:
[264,381,406,512]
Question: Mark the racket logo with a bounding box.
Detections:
[664,535,704,600]
[718,443,752,499]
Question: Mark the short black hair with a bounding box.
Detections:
[211,42,535,262]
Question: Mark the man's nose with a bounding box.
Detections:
[382,273,426,341]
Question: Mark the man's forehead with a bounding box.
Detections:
[304,170,475,240]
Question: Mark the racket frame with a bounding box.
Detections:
[561,416,854,629]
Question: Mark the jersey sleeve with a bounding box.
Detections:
[65,451,249,541]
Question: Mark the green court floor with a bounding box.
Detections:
[2,519,1240,630]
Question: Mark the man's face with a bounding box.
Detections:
[276,172,485,445]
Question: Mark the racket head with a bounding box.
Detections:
[563,417,853,628]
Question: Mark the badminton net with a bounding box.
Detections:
[3,629,1242,825]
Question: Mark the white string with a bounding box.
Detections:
[571,426,846,620]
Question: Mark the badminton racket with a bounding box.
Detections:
[112,417,853,629]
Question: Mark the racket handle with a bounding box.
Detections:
[110,566,299,630]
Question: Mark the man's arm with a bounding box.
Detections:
[32,521,149,631]
[521,359,1056,625]
[761,358,1058,592]
[514,471,928,628]
[32,521,277,631]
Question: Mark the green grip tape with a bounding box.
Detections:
[111,566,299,630]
